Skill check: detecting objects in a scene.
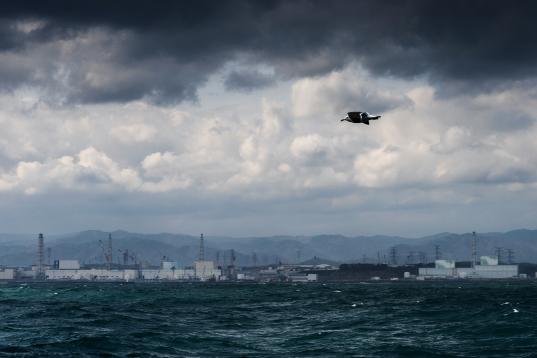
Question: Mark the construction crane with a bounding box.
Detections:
[117,248,141,267]
[98,240,112,270]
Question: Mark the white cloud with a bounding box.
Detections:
[291,65,412,118]
[142,151,177,171]
[354,146,400,187]
[0,66,535,199]
[140,151,192,192]
[0,64,536,235]
[0,147,142,193]
[110,124,157,143]
[290,134,327,160]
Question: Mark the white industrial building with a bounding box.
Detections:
[194,260,221,281]
[0,268,15,280]
[419,257,518,279]
[419,260,456,278]
[46,268,139,281]
[46,267,205,282]
[40,258,222,282]
[140,268,196,280]
[288,273,318,282]
[138,261,196,280]
[46,261,138,281]
[458,264,518,279]
[140,261,221,281]
[18,268,38,279]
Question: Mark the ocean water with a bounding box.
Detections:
[1,282,536,357]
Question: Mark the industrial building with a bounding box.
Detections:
[418,259,457,278]
[418,256,519,279]
[46,268,139,281]
[287,273,318,282]
[39,233,223,282]
[0,231,529,283]
[44,263,222,282]
[194,260,221,281]
[140,268,193,281]
[140,261,220,281]
[43,258,222,282]
[0,268,15,280]
[0,233,222,282]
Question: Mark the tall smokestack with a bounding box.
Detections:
[199,233,205,261]
[37,233,44,279]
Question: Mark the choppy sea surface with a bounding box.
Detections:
[1,281,537,357]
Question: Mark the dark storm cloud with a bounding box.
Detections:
[1,0,536,103]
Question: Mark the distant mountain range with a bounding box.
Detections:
[0,229,536,267]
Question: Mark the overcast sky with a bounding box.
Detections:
[0,0,536,237]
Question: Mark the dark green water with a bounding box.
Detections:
[1,282,536,357]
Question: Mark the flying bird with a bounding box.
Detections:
[341,112,381,125]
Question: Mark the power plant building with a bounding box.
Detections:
[418,260,456,278]
[419,257,518,279]
[141,268,195,280]
[42,258,221,281]
[194,260,221,281]
[0,268,15,280]
[46,268,139,281]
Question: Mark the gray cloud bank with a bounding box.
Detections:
[1,0,536,104]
